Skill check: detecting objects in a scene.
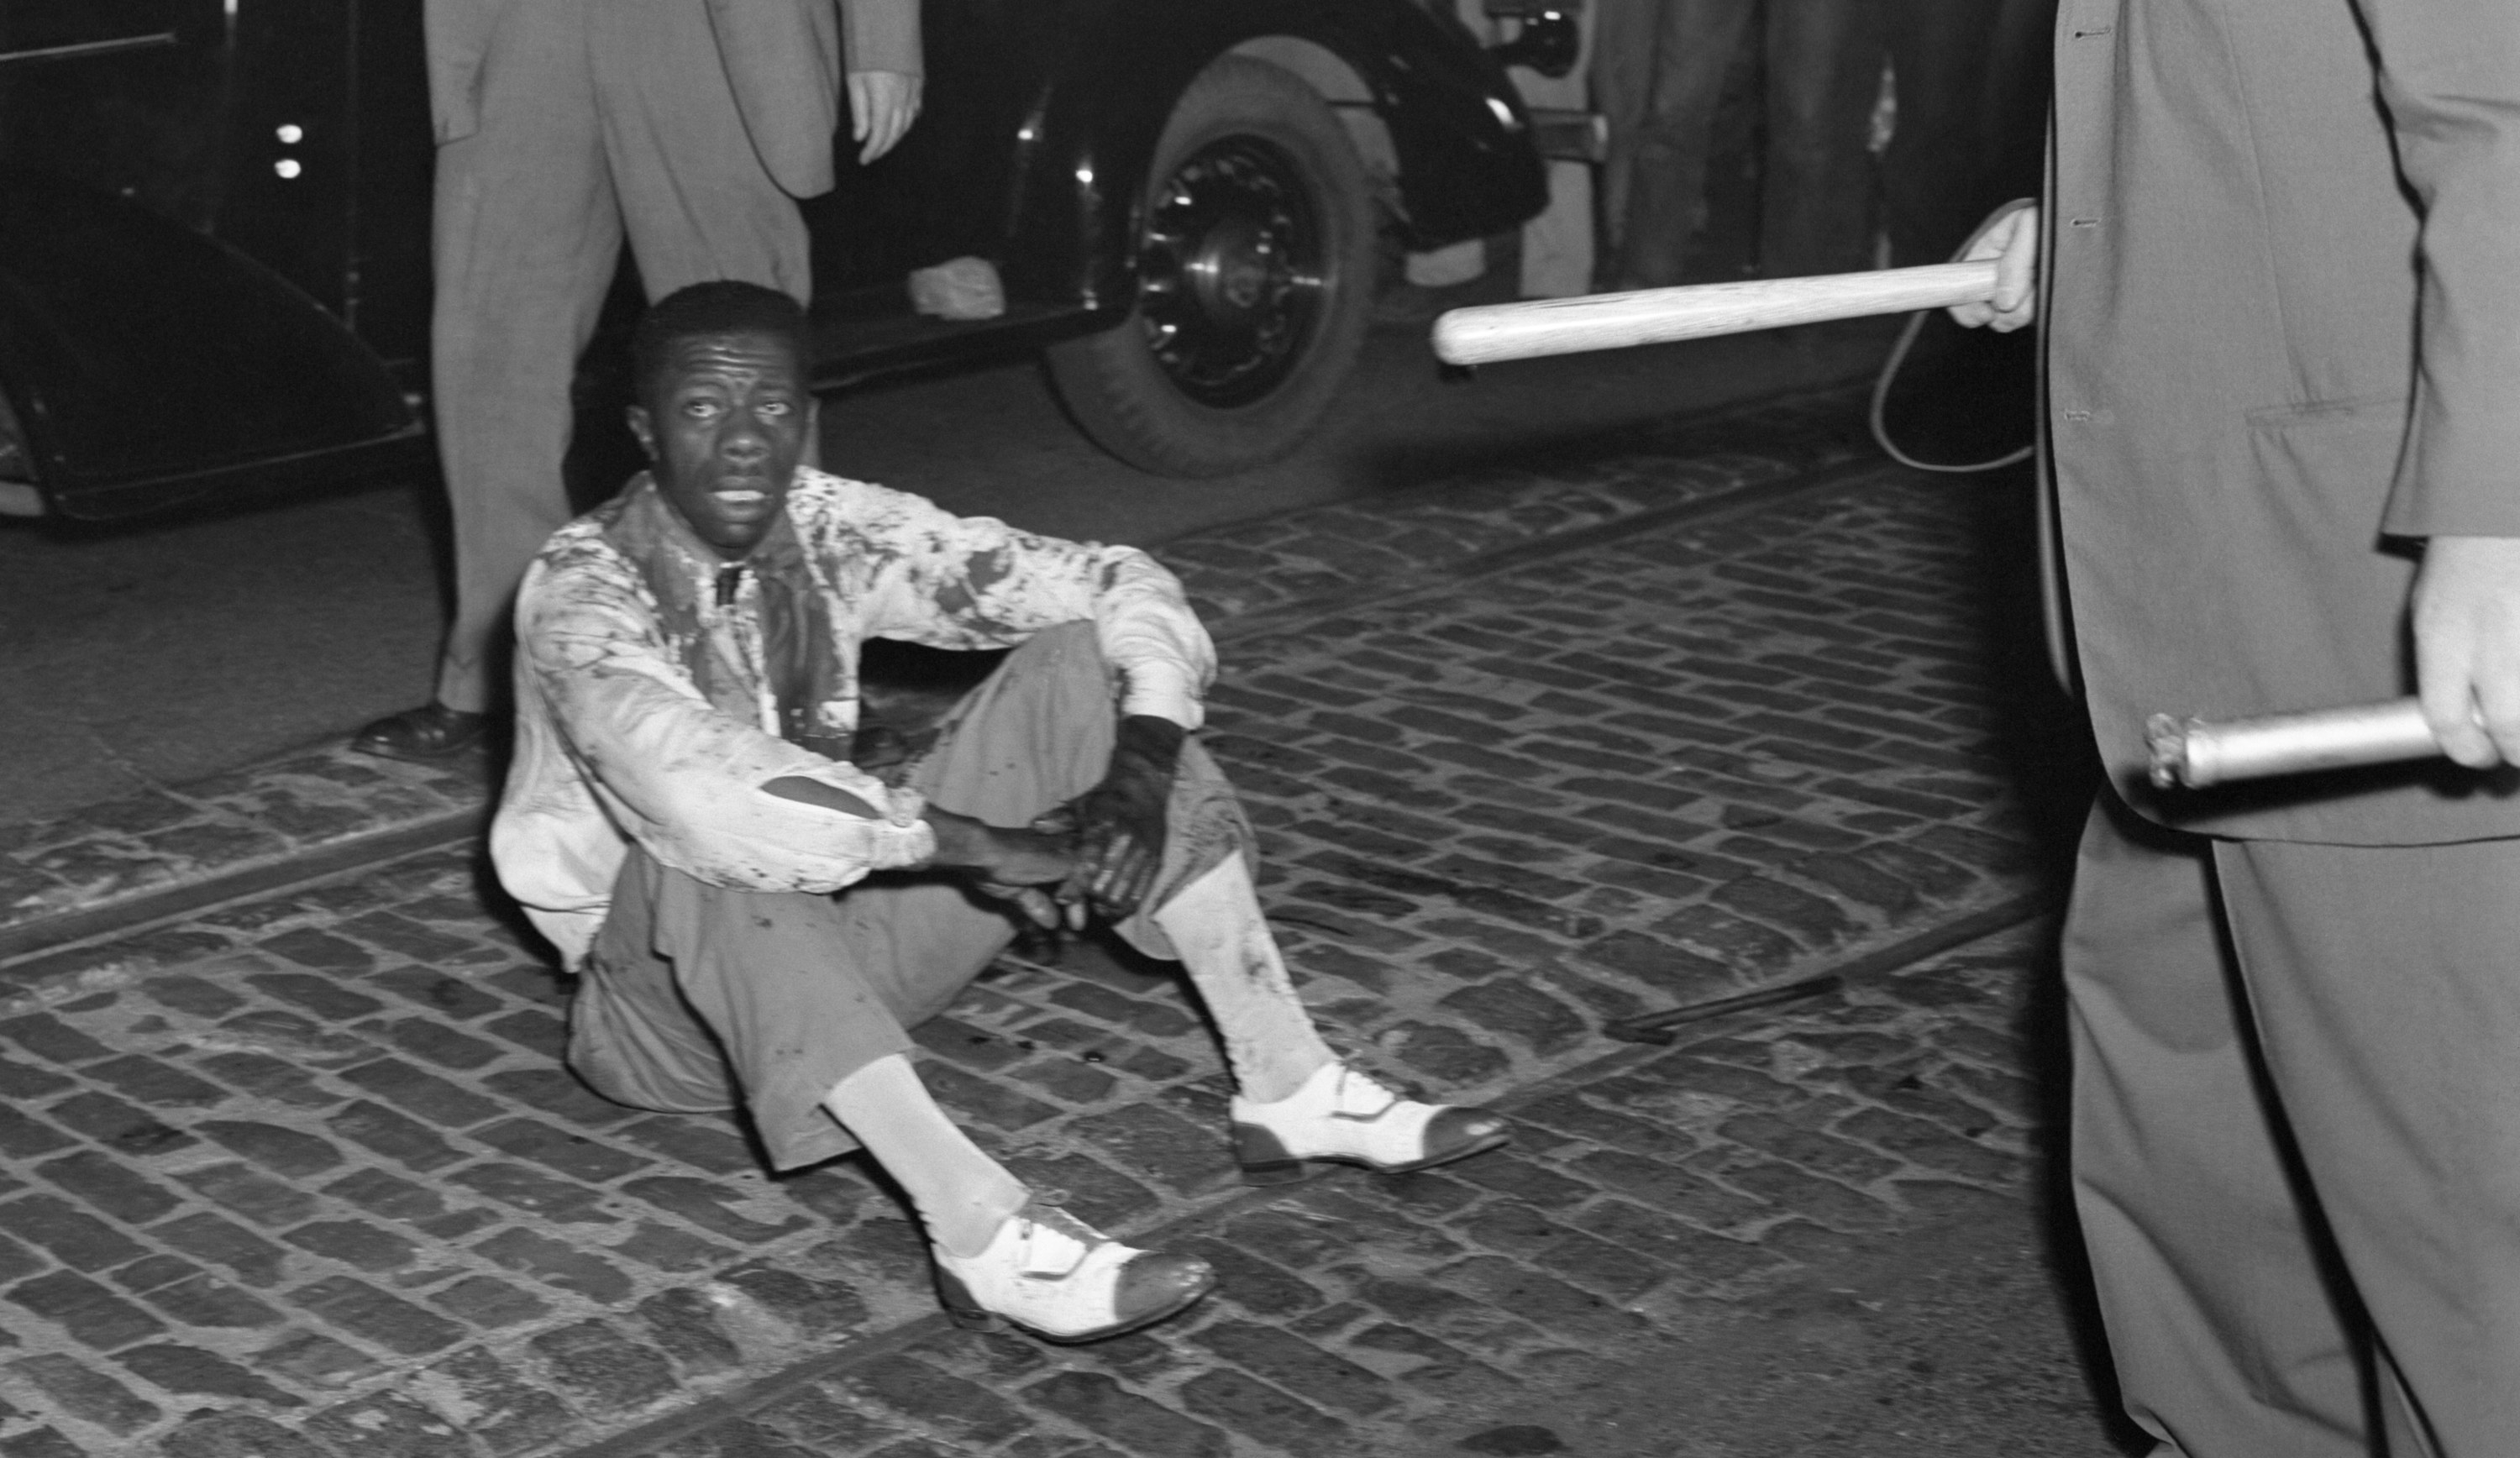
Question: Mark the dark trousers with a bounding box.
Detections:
[1592,0,1880,290]
[1878,0,2003,265]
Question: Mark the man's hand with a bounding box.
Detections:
[2412,536,2520,768]
[1043,716,1184,923]
[848,70,922,165]
[923,807,1076,926]
[1948,202,2040,333]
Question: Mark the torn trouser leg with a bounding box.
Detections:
[567,621,1252,1167]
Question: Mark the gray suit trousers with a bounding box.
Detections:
[430,0,811,712]
[2066,798,2520,1457]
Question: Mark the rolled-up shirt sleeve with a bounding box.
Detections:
[833,483,1215,728]
[518,554,936,893]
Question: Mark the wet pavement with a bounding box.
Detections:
[0,390,2136,1457]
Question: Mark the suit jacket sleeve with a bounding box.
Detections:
[842,0,923,76]
[423,0,496,144]
[2360,0,2520,538]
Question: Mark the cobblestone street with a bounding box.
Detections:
[0,394,2135,1456]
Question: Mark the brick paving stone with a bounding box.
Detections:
[300,1389,473,1457]
[325,1101,468,1172]
[1,1197,146,1272]
[527,1319,677,1414]
[610,1223,733,1275]
[158,1410,333,1458]
[629,1289,741,1377]
[114,1343,304,1408]
[127,1272,285,1332]
[1175,1366,1350,1455]
[195,1122,348,1180]
[7,1272,168,1350]
[4,1354,160,1434]
[77,1054,226,1110]
[377,1019,508,1072]
[0,1238,37,1291]
[473,1119,648,1184]
[171,1162,323,1230]
[1022,1371,1230,1458]
[845,1354,1029,1446]
[291,1276,468,1356]
[42,1092,193,1156]
[442,1164,615,1225]
[414,1346,578,1457]
[714,1263,868,1340]
[0,1057,74,1099]
[0,1016,113,1067]
[194,1052,339,1110]
[249,1330,383,1390]
[1173,1238,1323,1319]
[620,1177,808,1246]
[480,1070,642,1130]
[429,1275,554,1331]
[0,1109,77,1162]
[150,1213,290,1289]
[0,1422,76,1457]
[280,1220,420,1274]
[1453,1201,1661,1300]
[333,1060,502,1128]
[1186,1319,1399,1416]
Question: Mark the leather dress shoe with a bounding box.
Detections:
[1231,1061,1511,1186]
[932,1198,1213,1344]
[352,702,489,761]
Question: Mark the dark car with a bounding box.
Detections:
[0,0,1548,522]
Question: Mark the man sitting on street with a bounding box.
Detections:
[490,280,1512,1344]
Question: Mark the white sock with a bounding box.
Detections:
[822,1055,1027,1259]
[1151,852,1336,1104]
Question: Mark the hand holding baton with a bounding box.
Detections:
[1431,260,2002,366]
[2146,698,2443,789]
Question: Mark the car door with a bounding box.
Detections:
[0,0,422,522]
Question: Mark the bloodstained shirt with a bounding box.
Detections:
[490,468,1214,968]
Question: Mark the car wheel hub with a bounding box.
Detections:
[1138,136,1325,409]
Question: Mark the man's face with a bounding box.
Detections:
[627,328,812,559]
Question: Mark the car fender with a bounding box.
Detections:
[0,168,420,522]
[1007,0,1546,313]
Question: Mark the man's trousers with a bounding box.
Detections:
[569,625,1251,1171]
[2066,796,2520,1457]
[429,0,811,714]
[1590,0,1879,291]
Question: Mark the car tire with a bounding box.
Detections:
[1047,56,1376,478]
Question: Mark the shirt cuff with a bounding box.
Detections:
[1119,662,1204,731]
[871,788,936,868]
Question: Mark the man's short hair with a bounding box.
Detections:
[632,281,813,394]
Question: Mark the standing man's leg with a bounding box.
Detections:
[1593,0,1755,291]
[364,0,817,765]
[1758,0,1883,279]
[591,0,813,308]
[360,0,625,758]
[2218,834,2520,1457]
[2064,797,2369,1458]
[1877,0,1999,266]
